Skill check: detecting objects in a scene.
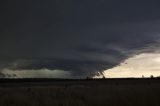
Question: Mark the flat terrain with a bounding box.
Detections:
[0,78,160,106]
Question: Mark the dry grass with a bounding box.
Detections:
[0,80,160,106]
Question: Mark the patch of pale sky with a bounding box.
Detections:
[94,53,160,78]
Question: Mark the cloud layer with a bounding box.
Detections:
[0,0,160,77]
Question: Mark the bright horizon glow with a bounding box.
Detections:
[94,53,160,78]
[1,69,72,78]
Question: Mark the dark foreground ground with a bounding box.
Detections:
[0,78,160,106]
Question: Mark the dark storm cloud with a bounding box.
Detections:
[6,59,110,76]
[0,0,160,77]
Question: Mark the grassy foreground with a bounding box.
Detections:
[0,78,160,106]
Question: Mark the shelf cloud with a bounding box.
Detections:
[0,0,160,78]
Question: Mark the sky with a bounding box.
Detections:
[1,0,160,78]
[94,53,160,78]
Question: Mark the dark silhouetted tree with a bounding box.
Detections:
[150,75,154,78]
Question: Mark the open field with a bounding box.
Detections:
[0,78,160,106]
